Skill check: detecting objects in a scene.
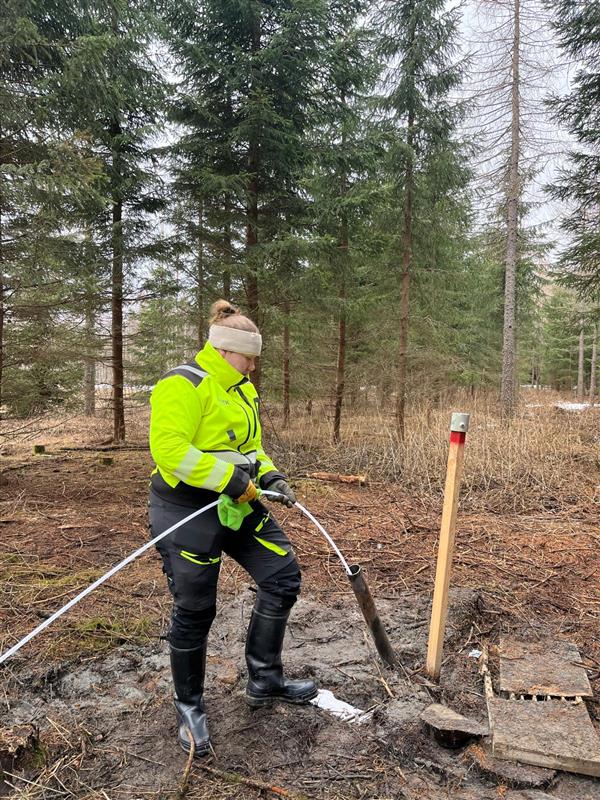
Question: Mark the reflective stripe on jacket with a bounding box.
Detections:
[149,341,283,496]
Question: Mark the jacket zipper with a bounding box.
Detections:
[235,386,257,440]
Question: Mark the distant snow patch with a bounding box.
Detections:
[310,688,372,724]
[555,402,598,412]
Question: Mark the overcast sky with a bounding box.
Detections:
[458,0,575,255]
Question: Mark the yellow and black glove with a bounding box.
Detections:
[235,479,259,505]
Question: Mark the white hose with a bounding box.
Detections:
[0,491,352,666]
[265,494,352,575]
[0,499,220,665]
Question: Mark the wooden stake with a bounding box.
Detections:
[426,412,470,681]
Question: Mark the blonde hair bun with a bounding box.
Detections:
[209,299,239,325]
[208,299,259,334]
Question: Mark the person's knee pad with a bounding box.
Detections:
[169,603,216,649]
[257,559,301,612]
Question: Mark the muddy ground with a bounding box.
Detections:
[1,441,599,799]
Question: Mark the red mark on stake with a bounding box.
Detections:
[449,431,466,445]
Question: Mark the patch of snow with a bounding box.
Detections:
[310,688,372,724]
[555,402,595,411]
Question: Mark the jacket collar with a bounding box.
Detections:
[196,342,248,390]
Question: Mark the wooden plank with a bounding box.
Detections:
[464,743,556,789]
[499,638,592,698]
[489,698,600,778]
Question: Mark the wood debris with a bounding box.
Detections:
[499,637,593,698]
[421,703,488,748]
[488,697,600,778]
[304,471,367,486]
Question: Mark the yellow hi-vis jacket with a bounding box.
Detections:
[149,342,283,498]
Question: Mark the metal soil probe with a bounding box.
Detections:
[285,494,396,667]
[348,564,396,667]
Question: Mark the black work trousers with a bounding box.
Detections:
[148,488,301,649]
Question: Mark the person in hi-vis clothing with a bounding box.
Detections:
[148,299,317,757]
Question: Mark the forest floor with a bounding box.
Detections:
[1,394,599,799]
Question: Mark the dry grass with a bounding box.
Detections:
[264,389,600,512]
[1,388,598,514]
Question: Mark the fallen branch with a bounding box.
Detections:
[303,471,367,486]
[58,444,147,452]
[173,730,195,799]
[1,455,71,474]
[197,764,309,799]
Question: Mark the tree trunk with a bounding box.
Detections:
[396,111,414,440]
[196,200,205,347]
[333,216,348,444]
[246,9,261,390]
[0,207,4,411]
[577,318,585,401]
[84,301,96,417]
[111,192,125,441]
[223,209,231,301]
[500,0,520,419]
[282,299,290,428]
[589,323,597,404]
[110,113,125,442]
[109,8,125,442]
[0,120,4,410]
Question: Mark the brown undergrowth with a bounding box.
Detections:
[265,389,600,514]
[0,390,598,677]
[0,391,598,798]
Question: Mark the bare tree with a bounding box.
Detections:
[500,0,520,417]
[465,0,565,416]
[589,323,597,404]
[577,317,585,400]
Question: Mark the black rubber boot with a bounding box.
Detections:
[245,597,318,708]
[170,642,211,757]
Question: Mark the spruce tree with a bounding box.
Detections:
[164,0,327,388]
[306,1,381,441]
[0,0,107,414]
[548,0,600,298]
[56,0,165,440]
[377,0,465,436]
